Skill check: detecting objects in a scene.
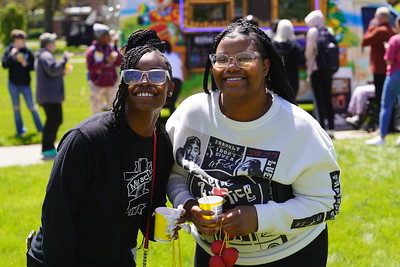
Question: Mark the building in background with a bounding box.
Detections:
[118,0,399,116]
[63,0,120,46]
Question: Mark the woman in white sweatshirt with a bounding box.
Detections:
[166,19,341,266]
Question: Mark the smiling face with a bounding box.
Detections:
[125,51,174,114]
[212,34,270,104]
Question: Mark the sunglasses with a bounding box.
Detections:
[209,51,261,69]
[121,69,170,85]
[14,34,26,39]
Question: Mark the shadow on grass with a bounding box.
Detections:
[0,132,42,146]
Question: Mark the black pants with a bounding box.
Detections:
[27,249,136,266]
[373,73,386,106]
[41,103,62,151]
[311,71,334,130]
[194,227,328,267]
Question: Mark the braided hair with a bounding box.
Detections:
[203,19,296,105]
[112,29,172,130]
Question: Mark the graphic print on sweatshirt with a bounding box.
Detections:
[175,134,293,250]
[124,157,152,216]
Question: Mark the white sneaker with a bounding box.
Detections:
[365,136,385,145]
[345,115,360,125]
[396,137,400,145]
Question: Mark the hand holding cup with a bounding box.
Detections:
[154,205,190,242]
[198,195,224,220]
[11,47,19,56]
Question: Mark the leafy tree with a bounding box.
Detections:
[0,2,27,46]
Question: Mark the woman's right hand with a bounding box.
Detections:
[184,199,221,236]
[10,47,19,56]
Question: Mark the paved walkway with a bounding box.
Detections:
[0,144,45,167]
[0,128,375,168]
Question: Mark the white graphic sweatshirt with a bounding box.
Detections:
[166,91,341,265]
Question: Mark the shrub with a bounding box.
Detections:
[0,2,27,46]
[27,28,45,39]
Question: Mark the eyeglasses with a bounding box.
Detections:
[121,69,170,85]
[209,51,261,69]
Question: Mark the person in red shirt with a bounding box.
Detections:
[366,15,400,145]
[362,7,397,113]
[86,23,122,114]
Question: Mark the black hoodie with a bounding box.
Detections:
[28,112,174,266]
[272,40,305,95]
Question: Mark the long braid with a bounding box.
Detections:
[203,31,229,93]
[203,19,296,105]
[112,29,172,130]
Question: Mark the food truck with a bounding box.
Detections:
[118,0,398,113]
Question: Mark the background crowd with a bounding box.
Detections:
[2,7,400,151]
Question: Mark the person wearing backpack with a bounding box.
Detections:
[272,19,305,97]
[304,10,339,139]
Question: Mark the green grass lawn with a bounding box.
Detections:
[1,136,400,266]
[1,41,400,266]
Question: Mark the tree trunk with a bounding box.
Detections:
[44,4,53,33]
[43,0,60,33]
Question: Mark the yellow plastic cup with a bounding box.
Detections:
[64,63,73,74]
[17,53,24,62]
[198,195,224,220]
[154,207,179,243]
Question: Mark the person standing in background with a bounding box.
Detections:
[35,33,71,158]
[2,29,42,136]
[86,23,122,114]
[272,19,304,97]
[163,40,183,115]
[265,19,280,39]
[362,7,397,124]
[304,10,336,139]
[366,15,400,146]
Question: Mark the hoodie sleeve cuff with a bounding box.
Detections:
[254,204,274,233]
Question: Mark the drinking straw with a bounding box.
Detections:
[202,192,211,211]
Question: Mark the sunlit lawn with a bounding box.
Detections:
[2,136,400,266]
